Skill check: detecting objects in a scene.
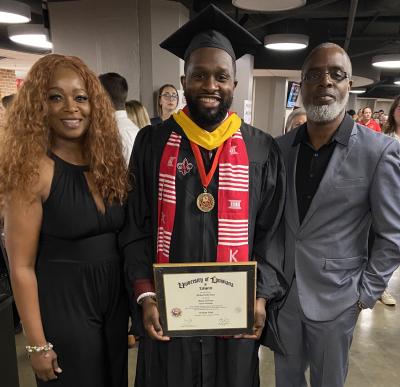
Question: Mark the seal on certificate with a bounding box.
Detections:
[171,307,182,317]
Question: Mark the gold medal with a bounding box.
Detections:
[197,192,215,212]
[190,142,223,213]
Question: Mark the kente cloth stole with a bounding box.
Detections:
[156,114,249,263]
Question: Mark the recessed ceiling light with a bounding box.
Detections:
[372,55,400,69]
[264,34,309,51]
[0,0,30,23]
[8,24,53,49]
[233,0,306,12]
[349,89,366,94]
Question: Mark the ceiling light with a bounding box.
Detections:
[233,0,306,12]
[264,34,309,51]
[349,89,366,94]
[394,80,400,85]
[372,55,400,69]
[8,24,53,49]
[0,0,30,23]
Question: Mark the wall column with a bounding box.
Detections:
[253,76,287,137]
[232,54,254,122]
[48,0,141,99]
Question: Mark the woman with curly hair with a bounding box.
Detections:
[0,54,129,386]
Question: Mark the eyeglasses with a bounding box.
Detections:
[303,69,349,83]
[161,93,178,100]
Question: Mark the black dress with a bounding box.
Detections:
[35,153,128,387]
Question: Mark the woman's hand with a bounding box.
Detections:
[30,349,62,382]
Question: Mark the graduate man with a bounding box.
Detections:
[121,5,286,387]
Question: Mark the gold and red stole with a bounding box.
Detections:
[157,108,249,263]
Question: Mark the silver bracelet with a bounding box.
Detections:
[25,342,53,354]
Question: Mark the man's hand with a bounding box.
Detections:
[142,297,170,341]
[235,297,267,340]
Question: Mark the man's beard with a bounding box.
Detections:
[303,93,349,123]
[185,94,233,130]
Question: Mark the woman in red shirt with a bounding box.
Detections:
[360,107,381,132]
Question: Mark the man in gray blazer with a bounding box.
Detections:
[274,42,400,387]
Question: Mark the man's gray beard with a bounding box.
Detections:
[304,94,349,123]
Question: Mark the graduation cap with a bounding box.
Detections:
[160,4,261,61]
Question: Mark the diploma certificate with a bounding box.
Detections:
[153,262,256,337]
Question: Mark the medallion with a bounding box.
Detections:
[197,192,215,212]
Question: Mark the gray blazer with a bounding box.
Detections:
[277,121,400,321]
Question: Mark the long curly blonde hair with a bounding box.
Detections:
[0,54,129,209]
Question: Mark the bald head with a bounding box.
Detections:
[302,43,352,79]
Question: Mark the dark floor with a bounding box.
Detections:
[15,270,400,386]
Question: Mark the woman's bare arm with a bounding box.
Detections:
[5,189,45,346]
[4,158,60,381]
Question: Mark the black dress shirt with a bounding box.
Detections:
[294,114,354,224]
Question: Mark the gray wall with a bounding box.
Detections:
[138,0,154,114]
[150,0,188,97]
[232,54,254,120]
[253,76,287,137]
[48,0,141,100]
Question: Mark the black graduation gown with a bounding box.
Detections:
[120,117,286,387]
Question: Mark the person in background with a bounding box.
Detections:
[384,96,400,139]
[99,72,139,165]
[150,83,179,126]
[377,95,400,306]
[356,108,362,121]
[126,100,151,129]
[360,107,381,132]
[1,94,15,109]
[1,54,129,387]
[0,93,22,334]
[285,108,307,132]
[379,114,388,128]
[346,109,357,120]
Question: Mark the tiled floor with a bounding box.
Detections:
[15,270,400,386]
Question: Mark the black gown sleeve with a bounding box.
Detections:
[253,139,287,300]
[119,128,156,299]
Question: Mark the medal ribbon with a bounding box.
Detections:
[190,142,223,190]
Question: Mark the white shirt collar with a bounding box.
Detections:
[115,110,128,118]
